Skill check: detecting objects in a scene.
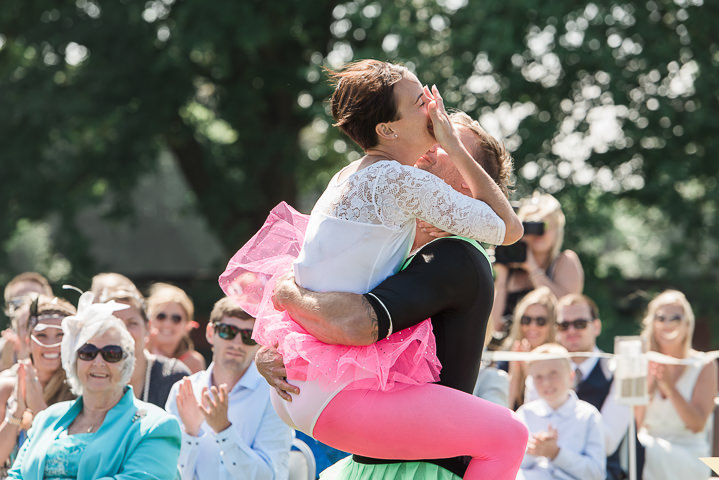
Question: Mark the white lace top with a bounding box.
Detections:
[293,161,504,294]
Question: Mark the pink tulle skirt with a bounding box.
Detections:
[219,202,441,391]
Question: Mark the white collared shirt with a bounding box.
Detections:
[166,362,293,480]
[517,391,606,480]
[526,346,632,454]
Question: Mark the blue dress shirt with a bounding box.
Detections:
[517,390,606,480]
[166,362,293,480]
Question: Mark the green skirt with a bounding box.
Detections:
[320,457,462,480]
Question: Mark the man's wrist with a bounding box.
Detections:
[212,420,232,434]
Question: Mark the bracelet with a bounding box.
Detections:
[6,414,22,427]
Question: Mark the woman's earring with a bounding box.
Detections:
[393,134,398,138]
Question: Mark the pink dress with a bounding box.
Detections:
[220,161,505,431]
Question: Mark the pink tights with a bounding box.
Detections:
[313,383,528,480]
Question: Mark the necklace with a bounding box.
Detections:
[86,424,95,433]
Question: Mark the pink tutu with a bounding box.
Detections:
[219,202,441,391]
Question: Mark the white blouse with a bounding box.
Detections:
[294,160,505,293]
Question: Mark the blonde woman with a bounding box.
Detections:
[0,296,76,475]
[500,287,557,409]
[635,289,717,480]
[146,283,205,373]
[490,192,583,336]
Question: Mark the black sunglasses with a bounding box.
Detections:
[654,313,683,323]
[557,318,593,332]
[520,315,548,327]
[155,312,183,324]
[77,343,126,363]
[214,323,256,346]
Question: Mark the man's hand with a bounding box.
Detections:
[255,345,299,402]
[417,220,452,239]
[201,384,231,433]
[175,377,205,436]
[527,424,560,460]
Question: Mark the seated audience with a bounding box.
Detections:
[1,272,54,371]
[146,282,206,373]
[526,293,637,480]
[0,295,76,475]
[517,343,605,480]
[502,286,557,409]
[636,289,717,480]
[166,297,292,479]
[489,193,583,342]
[94,274,190,407]
[8,292,181,479]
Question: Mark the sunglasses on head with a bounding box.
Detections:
[654,313,683,323]
[155,312,183,324]
[214,323,256,346]
[557,318,592,332]
[77,343,126,363]
[520,315,548,327]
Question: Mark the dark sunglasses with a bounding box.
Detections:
[214,323,256,346]
[155,312,183,324]
[654,313,683,323]
[557,318,592,332]
[520,315,548,327]
[77,343,126,363]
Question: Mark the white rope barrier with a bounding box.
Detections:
[483,349,719,366]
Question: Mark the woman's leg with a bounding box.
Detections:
[312,383,528,480]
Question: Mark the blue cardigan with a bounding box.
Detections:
[8,386,181,480]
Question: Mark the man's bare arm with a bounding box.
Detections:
[272,273,378,346]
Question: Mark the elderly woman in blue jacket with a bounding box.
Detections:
[8,293,181,480]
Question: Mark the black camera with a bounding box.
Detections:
[493,221,545,264]
[522,221,545,236]
[494,242,527,264]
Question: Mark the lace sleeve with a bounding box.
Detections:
[374,163,506,245]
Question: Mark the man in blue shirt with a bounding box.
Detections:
[166,297,293,480]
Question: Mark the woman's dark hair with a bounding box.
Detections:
[327,60,408,150]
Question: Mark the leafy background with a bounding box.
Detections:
[1,0,717,352]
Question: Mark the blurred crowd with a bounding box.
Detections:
[0,191,715,480]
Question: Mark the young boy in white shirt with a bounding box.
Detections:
[516,344,606,480]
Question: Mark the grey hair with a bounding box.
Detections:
[61,292,135,395]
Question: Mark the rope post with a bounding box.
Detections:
[613,336,649,480]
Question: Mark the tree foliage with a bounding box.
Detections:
[1,0,718,342]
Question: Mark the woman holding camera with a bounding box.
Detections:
[489,193,583,338]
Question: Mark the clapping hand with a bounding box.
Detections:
[21,361,47,414]
[175,377,205,436]
[201,385,231,433]
[649,361,676,398]
[527,424,560,460]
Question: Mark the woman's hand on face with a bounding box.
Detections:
[175,377,204,436]
[424,85,458,151]
[200,385,231,433]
